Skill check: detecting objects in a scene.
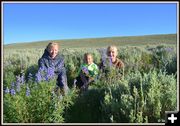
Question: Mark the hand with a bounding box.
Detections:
[89,77,94,82]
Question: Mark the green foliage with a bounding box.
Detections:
[3,78,78,123]
[65,88,104,122]
[3,44,177,123]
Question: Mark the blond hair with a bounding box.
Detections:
[46,42,59,52]
[107,45,118,55]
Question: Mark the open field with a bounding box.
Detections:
[4,34,177,49]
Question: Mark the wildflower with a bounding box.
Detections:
[100,48,107,66]
[11,82,15,88]
[39,66,45,71]
[4,87,10,94]
[16,75,21,84]
[82,66,89,75]
[102,56,106,66]
[35,71,42,83]
[98,48,107,56]
[37,66,55,82]
[46,67,55,80]
[99,48,108,66]
[21,73,25,84]
[45,75,49,81]
[16,83,21,92]
[10,88,16,95]
[16,75,21,92]
[165,47,173,52]
[26,86,30,97]
[38,67,47,81]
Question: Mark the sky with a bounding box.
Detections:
[3,2,178,45]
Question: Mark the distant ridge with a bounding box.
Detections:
[4,34,177,49]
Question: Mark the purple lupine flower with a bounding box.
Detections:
[11,82,15,88]
[38,67,47,81]
[16,75,21,92]
[39,66,45,72]
[98,48,107,56]
[21,73,25,84]
[102,56,106,66]
[165,47,173,52]
[45,75,49,82]
[16,75,21,82]
[98,48,108,66]
[36,66,55,82]
[35,71,42,83]
[10,88,16,95]
[46,67,55,80]
[16,82,21,92]
[26,86,30,97]
[82,66,89,75]
[41,74,46,81]
[4,87,10,94]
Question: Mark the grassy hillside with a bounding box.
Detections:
[4,34,177,49]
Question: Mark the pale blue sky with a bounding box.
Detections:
[3,2,177,45]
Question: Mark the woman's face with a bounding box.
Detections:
[85,55,93,65]
[108,48,117,62]
[49,45,59,59]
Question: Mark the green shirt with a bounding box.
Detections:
[77,62,99,78]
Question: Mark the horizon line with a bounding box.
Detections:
[4,33,177,45]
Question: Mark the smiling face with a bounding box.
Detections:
[84,54,93,65]
[47,43,59,59]
[107,46,118,62]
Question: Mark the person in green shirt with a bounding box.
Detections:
[74,53,99,91]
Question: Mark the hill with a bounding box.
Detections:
[4,34,177,49]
